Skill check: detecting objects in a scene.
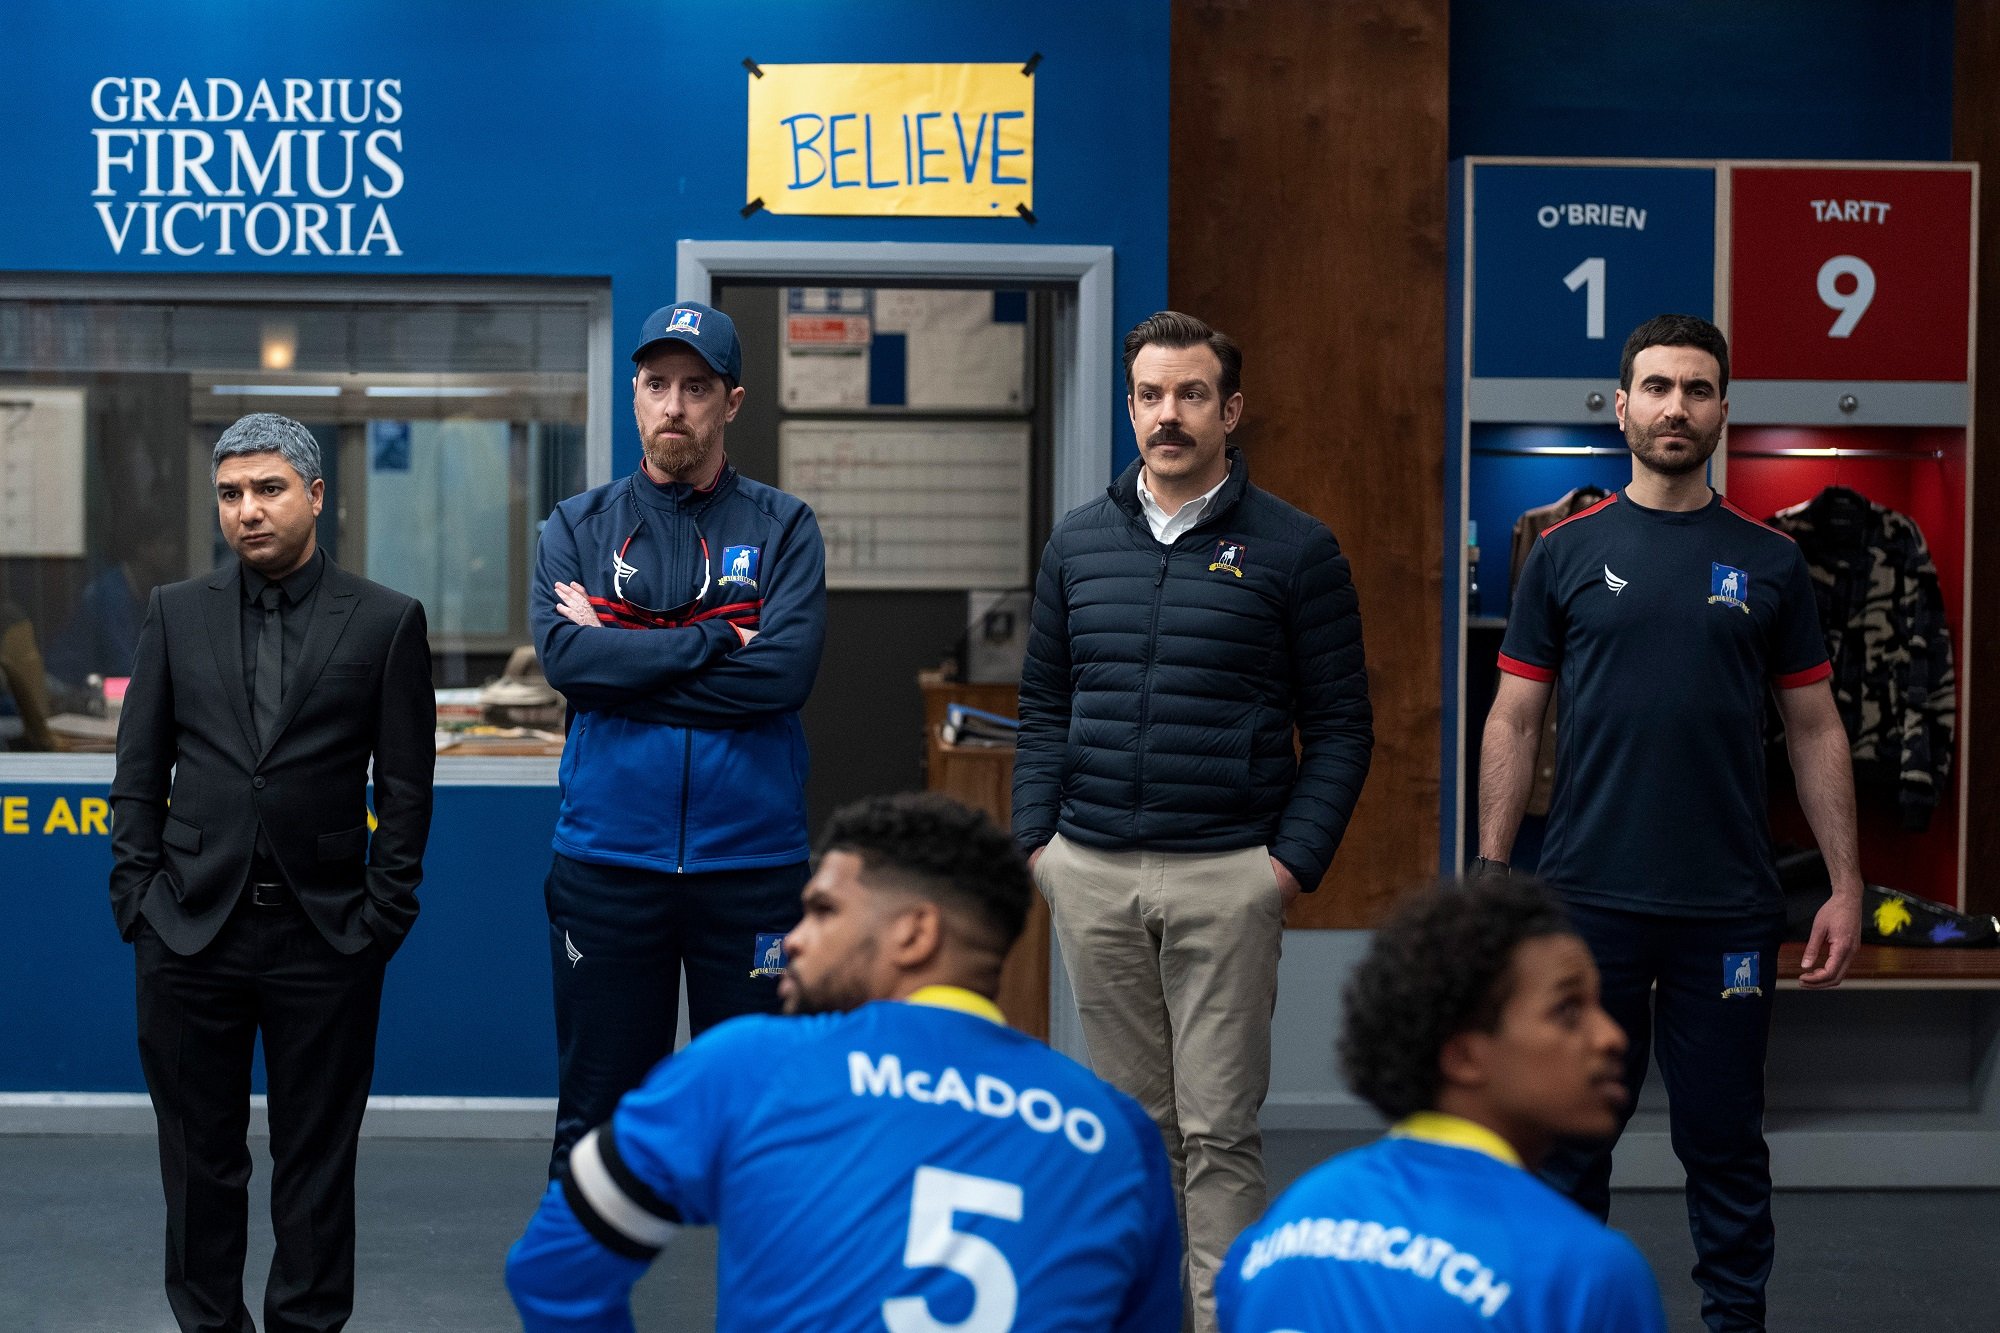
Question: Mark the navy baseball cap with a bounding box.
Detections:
[629,301,742,381]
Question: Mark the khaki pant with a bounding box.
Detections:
[1036,834,1284,1333]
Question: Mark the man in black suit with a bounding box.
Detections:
[110,412,436,1333]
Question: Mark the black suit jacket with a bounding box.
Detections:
[109,558,436,957]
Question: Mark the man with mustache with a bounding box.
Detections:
[1476,314,1862,1332]
[1015,310,1374,1331]
[531,300,827,1177]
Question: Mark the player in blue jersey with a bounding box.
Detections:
[506,792,1182,1332]
[1217,876,1668,1332]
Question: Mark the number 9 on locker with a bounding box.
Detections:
[1729,165,1973,381]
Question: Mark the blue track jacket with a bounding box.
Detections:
[532,462,826,873]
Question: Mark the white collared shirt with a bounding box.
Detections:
[1138,471,1229,545]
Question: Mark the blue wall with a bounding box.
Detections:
[1450,1,1956,162]
[0,0,1169,1095]
[2,783,560,1095]
[0,0,1168,474]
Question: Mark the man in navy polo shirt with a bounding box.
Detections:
[1475,314,1863,1332]
[531,301,826,1177]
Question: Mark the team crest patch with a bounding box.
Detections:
[1208,539,1246,578]
[1708,563,1751,614]
[1721,951,1763,999]
[718,545,761,589]
[668,307,702,333]
[750,932,788,978]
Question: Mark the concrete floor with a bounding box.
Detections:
[1,1131,1993,1331]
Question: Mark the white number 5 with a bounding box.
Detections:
[881,1165,1024,1333]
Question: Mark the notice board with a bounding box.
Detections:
[0,387,86,557]
[779,418,1029,590]
[779,286,1028,412]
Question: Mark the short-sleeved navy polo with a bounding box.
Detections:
[1499,488,1830,916]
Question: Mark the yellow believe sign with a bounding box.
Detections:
[747,62,1034,218]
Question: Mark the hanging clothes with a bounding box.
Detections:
[1768,486,1956,831]
[1506,485,1611,816]
[1508,484,1612,599]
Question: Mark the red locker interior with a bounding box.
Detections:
[1725,425,1968,906]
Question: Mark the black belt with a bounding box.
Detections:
[248,880,291,908]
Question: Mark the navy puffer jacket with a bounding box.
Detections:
[1012,450,1371,890]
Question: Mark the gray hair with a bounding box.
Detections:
[211,413,323,485]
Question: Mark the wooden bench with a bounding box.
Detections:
[1778,941,2000,988]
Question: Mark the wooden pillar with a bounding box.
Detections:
[1169,0,1451,926]
[1954,3,1998,917]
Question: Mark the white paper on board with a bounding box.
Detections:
[781,349,871,409]
[0,387,87,557]
[779,418,1029,590]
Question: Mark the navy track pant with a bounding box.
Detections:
[542,852,808,1176]
[1540,900,1786,1333]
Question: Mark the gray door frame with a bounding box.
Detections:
[675,239,1114,1059]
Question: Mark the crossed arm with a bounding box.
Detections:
[531,503,827,728]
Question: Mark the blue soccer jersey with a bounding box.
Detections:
[1217,1115,1666,1333]
[507,987,1181,1332]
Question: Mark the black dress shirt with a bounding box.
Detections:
[240,548,325,716]
[240,548,324,880]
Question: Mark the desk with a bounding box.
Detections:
[435,737,565,757]
[917,674,1048,1038]
[44,713,116,752]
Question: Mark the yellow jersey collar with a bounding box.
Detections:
[1389,1112,1523,1169]
[903,985,1005,1026]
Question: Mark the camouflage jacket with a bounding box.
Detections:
[1769,487,1956,830]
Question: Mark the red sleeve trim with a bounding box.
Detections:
[1775,660,1832,689]
[1497,653,1556,683]
[1719,495,1795,542]
[1538,493,1619,539]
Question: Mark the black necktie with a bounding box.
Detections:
[255,583,282,749]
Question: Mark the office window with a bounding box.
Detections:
[0,280,600,749]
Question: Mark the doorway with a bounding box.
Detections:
[714,282,1048,833]
[680,241,1115,1053]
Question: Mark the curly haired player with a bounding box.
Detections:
[1217,876,1667,1332]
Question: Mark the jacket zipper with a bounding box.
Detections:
[1132,548,1170,841]
[1118,472,1235,840]
[677,725,692,873]
[672,485,700,873]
